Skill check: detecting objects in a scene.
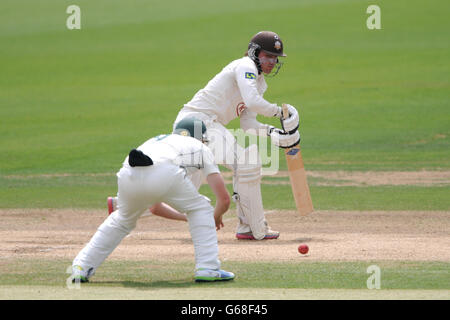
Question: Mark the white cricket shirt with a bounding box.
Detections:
[124,134,219,178]
[183,56,279,125]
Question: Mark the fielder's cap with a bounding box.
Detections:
[173,117,207,142]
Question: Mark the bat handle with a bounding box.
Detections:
[281,103,289,119]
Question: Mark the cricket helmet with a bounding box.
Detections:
[247,31,286,76]
[248,31,287,57]
[173,117,208,143]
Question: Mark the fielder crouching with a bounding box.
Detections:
[71,118,234,283]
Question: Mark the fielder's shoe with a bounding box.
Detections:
[236,229,280,240]
[71,265,94,283]
[194,268,235,282]
[107,196,117,215]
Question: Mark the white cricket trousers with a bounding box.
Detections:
[73,162,221,273]
[174,110,269,239]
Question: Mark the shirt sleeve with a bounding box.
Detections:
[235,60,279,117]
[240,108,270,137]
[201,145,220,177]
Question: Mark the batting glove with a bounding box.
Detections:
[269,128,301,149]
[280,104,299,135]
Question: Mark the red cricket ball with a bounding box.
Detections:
[298,244,309,255]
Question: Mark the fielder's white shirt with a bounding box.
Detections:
[183,56,279,127]
[123,134,219,179]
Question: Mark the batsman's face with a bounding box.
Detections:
[259,51,278,74]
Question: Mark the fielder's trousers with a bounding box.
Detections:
[73,162,221,274]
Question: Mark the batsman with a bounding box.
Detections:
[108,31,300,240]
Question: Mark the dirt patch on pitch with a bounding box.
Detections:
[306,170,450,186]
[0,209,449,263]
[222,170,450,186]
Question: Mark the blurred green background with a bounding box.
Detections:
[0,0,449,209]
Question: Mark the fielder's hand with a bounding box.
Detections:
[214,212,224,231]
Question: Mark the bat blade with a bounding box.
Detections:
[282,104,314,216]
[284,146,314,215]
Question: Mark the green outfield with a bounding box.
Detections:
[1,259,449,290]
[0,259,449,300]
[0,0,449,301]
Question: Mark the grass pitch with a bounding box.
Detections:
[0,259,449,300]
[1,0,449,175]
[1,287,448,300]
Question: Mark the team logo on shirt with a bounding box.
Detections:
[245,72,256,79]
[236,102,246,117]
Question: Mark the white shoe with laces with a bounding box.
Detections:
[194,268,235,282]
[71,265,94,283]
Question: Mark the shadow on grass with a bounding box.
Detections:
[95,279,234,289]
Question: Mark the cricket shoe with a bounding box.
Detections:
[107,196,117,215]
[71,265,94,283]
[194,268,235,282]
[236,229,280,240]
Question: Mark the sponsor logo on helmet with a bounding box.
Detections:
[245,72,256,79]
[274,41,282,50]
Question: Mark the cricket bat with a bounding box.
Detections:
[282,104,314,216]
